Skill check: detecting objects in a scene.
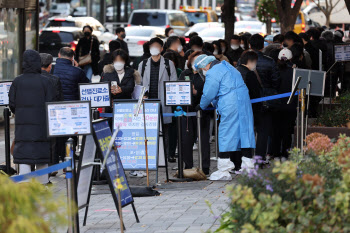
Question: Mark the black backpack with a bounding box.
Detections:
[141,58,171,78]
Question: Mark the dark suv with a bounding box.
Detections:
[39,27,83,58]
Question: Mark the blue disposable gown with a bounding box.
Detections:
[200,61,256,152]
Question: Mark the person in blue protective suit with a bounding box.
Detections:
[193,54,256,179]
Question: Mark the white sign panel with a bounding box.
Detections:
[79,83,110,108]
[46,101,92,137]
[334,43,350,62]
[164,81,192,106]
[0,82,12,106]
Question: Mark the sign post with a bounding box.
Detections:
[0,81,12,175]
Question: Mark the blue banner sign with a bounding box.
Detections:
[92,119,133,207]
[112,101,161,170]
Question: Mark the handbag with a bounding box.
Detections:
[78,38,93,66]
[254,70,281,111]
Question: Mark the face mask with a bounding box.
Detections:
[121,34,126,39]
[231,44,239,50]
[84,31,91,37]
[177,45,183,53]
[240,44,245,50]
[222,47,226,53]
[150,47,160,56]
[169,32,177,36]
[202,69,208,76]
[114,61,125,71]
[192,64,196,71]
[213,49,218,55]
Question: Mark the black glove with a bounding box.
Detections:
[195,104,202,111]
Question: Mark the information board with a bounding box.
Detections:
[0,81,12,106]
[292,68,326,96]
[334,43,350,62]
[79,82,111,108]
[77,135,96,208]
[164,81,192,106]
[113,100,161,170]
[92,119,134,207]
[46,101,92,137]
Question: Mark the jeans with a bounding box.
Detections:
[83,65,93,81]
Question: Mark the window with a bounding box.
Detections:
[25,9,37,50]
[47,20,76,27]
[185,12,208,24]
[295,13,302,24]
[210,12,218,22]
[0,8,20,81]
[125,28,154,37]
[131,12,166,26]
[169,13,188,26]
[40,31,74,43]
[309,7,321,14]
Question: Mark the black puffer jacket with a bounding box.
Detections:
[53,58,89,101]
[179,69,204,111]
[41,70,64,101]
[9,50,54,164]
[255,51,280,90]
[101,64,135,99]
[75,36,100,75]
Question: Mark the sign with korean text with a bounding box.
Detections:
[334,43,350,62]
[46,101,92,137]
[164,81,192,106]
[113,100,160,170]
[92,119,133,207]
[79,82,111,108]
[0,81,12,106]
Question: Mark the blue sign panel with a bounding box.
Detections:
[112,101,160,170]
[92,120,133,207]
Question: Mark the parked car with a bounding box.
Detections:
[198,27,225,42]
[181,7,218,24]
[185,22,223,37]
[128,9,191,35]
[44,17,115,45]
[72,7,87,17]
[234,21,268,36]
[125,26,165,57]
[39,27,83,58]
[49,3,71,17]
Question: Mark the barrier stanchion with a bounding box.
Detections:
[211,110,219,161]
[4,107,11,174]
[196,110,203,170]
[300,89,306,155]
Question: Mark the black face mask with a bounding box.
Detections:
[121,34,126,39]
[84,31,91,37]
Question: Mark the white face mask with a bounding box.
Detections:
[169,32,177,37]
[231,44,239,50]
[222,47,226,53]
[150,47,160,56]
[240,44,245,50]
[202,69,208,76]
[213,50,218,55]
[177,45,183,53]
[192,64,196,71]
[114,61,125,71]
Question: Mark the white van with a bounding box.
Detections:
[128,9,191,35]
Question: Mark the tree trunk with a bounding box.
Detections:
[221,0,236,44]
[275,0,303,34]
[325,13,330,28]
[266,17,272,35]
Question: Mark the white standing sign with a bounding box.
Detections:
[164,81,192,106]
[334,43,350,62]
[79,83,111,108]
[0,82,12,106]
[46,101,92,137]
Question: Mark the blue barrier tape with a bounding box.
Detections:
[100,92,297,118]
[65,171,73,179]
[10,160,71,183]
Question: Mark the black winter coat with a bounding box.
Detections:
[98,52,113,76]
[226,47,244,65]
[53,58,89,101]
[255,51,280,90]
[164,49,186,70]
[116,38,129,54]
[304,42,320,70]
[101,65,135,99]
[41,70,64,101]
[179,69,204,111]
[9,50,54,164]
[76,36,100,75]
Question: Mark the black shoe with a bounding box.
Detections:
[168,157,176,163]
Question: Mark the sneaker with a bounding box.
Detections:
[229,169,236,174]
[193,143,198,150]
[129,171,146,178]
[168,157,176,163]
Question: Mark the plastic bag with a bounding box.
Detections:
[209,158,235,181]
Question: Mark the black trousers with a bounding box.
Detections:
[219,149,253,171]
[255,111,273,159]
[181,112,211,171]
[168,118,177,157]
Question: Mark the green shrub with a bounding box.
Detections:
[214,135,350,233]
[0,176,72,233]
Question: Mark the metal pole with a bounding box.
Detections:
[300,89,305,155]
[196,110,203,171]
[65,156,78,233]
[177,115,184,178]
[305,81,311,139]
[4,107,11,174]
[113,146,124,233]
[214,110,218,160]
[296,91,300,149]
[142,100,149,187]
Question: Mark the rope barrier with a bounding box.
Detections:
[11,160,72,183]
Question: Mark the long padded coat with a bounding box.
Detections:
[9,50,54,164]
[200,60,255,152]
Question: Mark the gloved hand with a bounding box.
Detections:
[195,104,202,111]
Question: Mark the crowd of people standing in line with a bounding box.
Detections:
[9,24,349,182]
